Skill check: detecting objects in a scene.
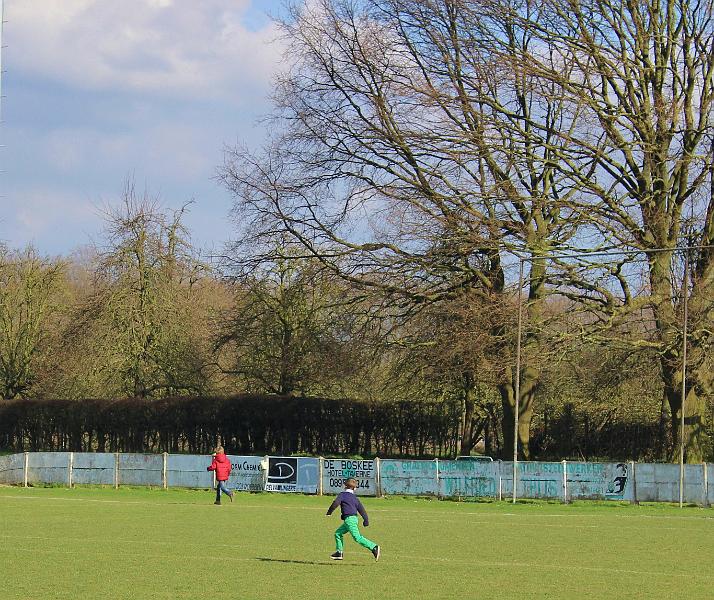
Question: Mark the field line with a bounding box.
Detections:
[6,540,714,582]
[1,492,712,525]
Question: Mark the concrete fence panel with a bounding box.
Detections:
[438,460,499,499]
[0,453,25,484]
[72,452,116,485]
[636,463,680,503]
[28,452,71,486]
[118,453,163,486]
[565,462,634,502]
[380,459,438,496]
[167,454,214,489]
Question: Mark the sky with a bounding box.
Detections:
[0,0,292,257]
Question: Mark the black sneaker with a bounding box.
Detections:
[371,546,380,561]
[214,501,221,505]
[229,492,234,503]
[330,551,343,561]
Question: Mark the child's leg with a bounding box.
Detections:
[343,516,377,551]
[334,521,350,552]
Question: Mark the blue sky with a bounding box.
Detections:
[0,0,292,257]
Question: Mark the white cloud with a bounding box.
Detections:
[1,187,98,250]
[42,127,134,173]
[1,1,286,255]
[5,0,284,100]
[16,119,217,183]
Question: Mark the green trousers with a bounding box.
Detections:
[334,515,376,552]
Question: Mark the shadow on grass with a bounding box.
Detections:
[256,557,360,567]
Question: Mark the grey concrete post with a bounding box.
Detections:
[23,452,29,487]
[703,463,708,507]
[562,460,568,503]
[375,457,382,497]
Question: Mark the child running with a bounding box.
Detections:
[207,446,234,505]
[326,478,380,561]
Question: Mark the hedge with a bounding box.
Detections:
[0,395,462,458]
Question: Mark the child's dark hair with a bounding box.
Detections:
[345,478,357,489]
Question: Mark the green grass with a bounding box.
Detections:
[1,486,712,599]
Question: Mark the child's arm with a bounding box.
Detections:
[357,499,369,526]
[326,495,340,516]
[207,455,217,472]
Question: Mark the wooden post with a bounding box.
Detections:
[162,452,168,490]
[630,461,637,505]
[114,452,120,489]
[435,458,440,498]
[68,452,74,488]
[23,452,29,488]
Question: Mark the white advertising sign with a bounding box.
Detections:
[322,458,377,496]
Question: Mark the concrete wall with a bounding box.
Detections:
[0,453,710,506]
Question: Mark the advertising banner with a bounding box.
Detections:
[228,456,265,492]
[322,458,377,496]
[566,462,630,501]
[438,460,498,498]
[265,456,319,493]
[381,459,437,496]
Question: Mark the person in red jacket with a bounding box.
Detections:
[207,446,234,505]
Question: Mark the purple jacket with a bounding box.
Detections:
[326,490,369,526]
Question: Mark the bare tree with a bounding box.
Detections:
[0,247,65,399]
[383,290,510,454]
[510,0,714,460]
[81,183,213,398]
[221,0,591,457]
[216,247,357,395]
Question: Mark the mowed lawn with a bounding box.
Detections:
[1,486,712,599]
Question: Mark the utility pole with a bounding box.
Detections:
[0,0,5,188]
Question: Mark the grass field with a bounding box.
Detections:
[1,486,712,599]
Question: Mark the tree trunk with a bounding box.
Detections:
[499,365,539,460]
[458,375,487,456]
[663,357,711,463]
[650,251,712,462]
[500,252,546,461]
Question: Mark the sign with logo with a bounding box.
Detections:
[264,457,319,493]
[265,457,298,492]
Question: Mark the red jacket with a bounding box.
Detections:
[207,453,232,481]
